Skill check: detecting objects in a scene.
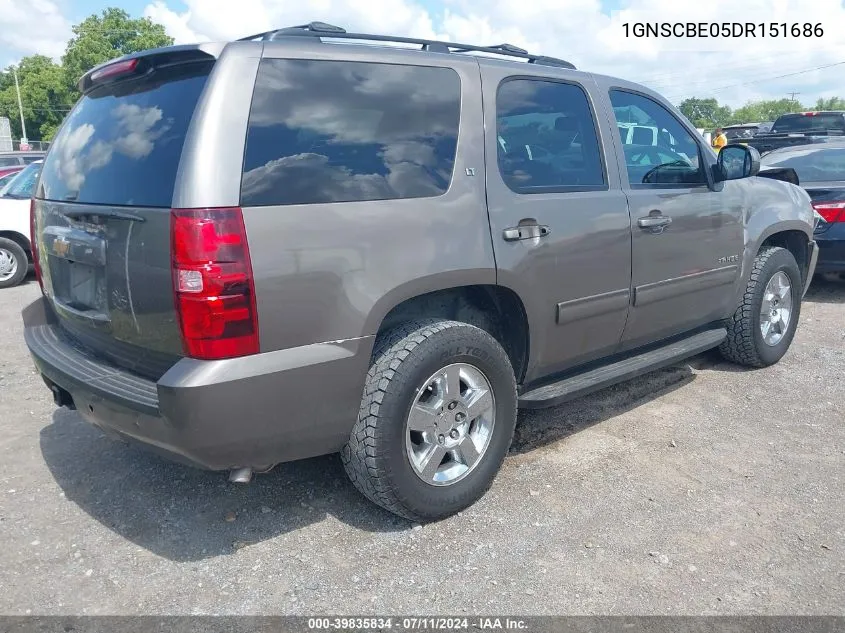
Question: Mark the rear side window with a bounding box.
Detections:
[38,62,212,207]
[761,146,845,182]
[496,79,605,193]
[241,59,461,207]
[0,157,18,167]
[772,113,845,133]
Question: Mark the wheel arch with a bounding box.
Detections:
[0,231,32,257]
[371,283,531,384]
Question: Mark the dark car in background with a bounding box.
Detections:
[0,151,45,178]
[723,122,773,141]
[761,139,845,276]
[748,111,845,155]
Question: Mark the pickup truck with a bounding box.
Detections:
[746,111,845,155]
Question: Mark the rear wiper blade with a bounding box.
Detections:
[63,209,146,222]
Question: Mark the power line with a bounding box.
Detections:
[633,50,802,83]
[645,58,844,92]
[665,60,845,101]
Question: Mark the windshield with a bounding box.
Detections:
[761,145,845,182]
[0,161,42,198]
[772,113,845,134]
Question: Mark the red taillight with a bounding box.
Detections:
[29,198,43,291]
[90,58,139,83]
[812,201,845,224]
[802,111,819,116]
[171,207,259,360]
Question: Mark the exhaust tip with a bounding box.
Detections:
[228,467,253,484]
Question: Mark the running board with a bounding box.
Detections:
[518,328,727,409]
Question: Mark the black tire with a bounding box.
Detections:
[341,319,517,521]
[719,246,803,367]
[0,238,28,289]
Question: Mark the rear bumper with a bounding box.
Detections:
[813,227,845,273]
[23,297,374,471]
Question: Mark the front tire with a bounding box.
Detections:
[0,238,28,289]
[720,246,803,367]
[342,319,517,521]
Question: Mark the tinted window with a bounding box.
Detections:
[772,113,845,133]
[241,60,461,207]
[0,157,18,167]
[1,162,41,198]
[38,62,212,207]
[761,145,845,182]
[496,79,605,192]
[21,155,42,164]
[0,172,17,188]
[610,90,706,187]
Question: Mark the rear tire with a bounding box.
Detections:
[342,319,517,521]
[719,246,802,367]
[0,238,28,289]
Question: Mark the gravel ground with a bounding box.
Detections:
[0,276,843,615]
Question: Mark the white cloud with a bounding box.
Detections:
[0,0,72,61]
[2,0,843,107]
[138,0,845,106]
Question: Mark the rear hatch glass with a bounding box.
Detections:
[772,113,845,134]
[34,60,213,379]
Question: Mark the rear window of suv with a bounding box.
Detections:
[772,113,845,133]
[38,62,213,207]
[240,59,461,207]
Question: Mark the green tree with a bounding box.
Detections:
[730,98,804,124]
[678,98,732,128]
[0,8,174,143]
[0,56,73,141]
[62,8,173,91]
[814,96,845,110]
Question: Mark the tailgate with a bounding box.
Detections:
[33,54,215,379]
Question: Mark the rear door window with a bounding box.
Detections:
[496,79,606,193]
[241,59,461,207]
[37,62,212,207]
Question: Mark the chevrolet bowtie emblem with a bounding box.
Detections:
[52,236,69,257]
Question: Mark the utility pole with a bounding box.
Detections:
[12,67,27,144]
[787,91,801,102]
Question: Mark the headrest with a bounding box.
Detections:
[555,116,580,132]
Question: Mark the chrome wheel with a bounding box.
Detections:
[759,271,793,346]
[405,363,495,486]
[0,248,18,282]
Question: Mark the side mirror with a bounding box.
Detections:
[714,144,761,182]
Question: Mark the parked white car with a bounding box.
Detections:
[0,160,41,288]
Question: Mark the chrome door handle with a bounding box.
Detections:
[637,216,672,228]
[503,225,551,241]
[637,214,672,234]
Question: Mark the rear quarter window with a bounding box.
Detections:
[772,114,845,133]
[37,62,212,207]
[240,59,461,207]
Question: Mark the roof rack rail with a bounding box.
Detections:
[237,21,576,70]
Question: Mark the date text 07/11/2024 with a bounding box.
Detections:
[306,617,529,630]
